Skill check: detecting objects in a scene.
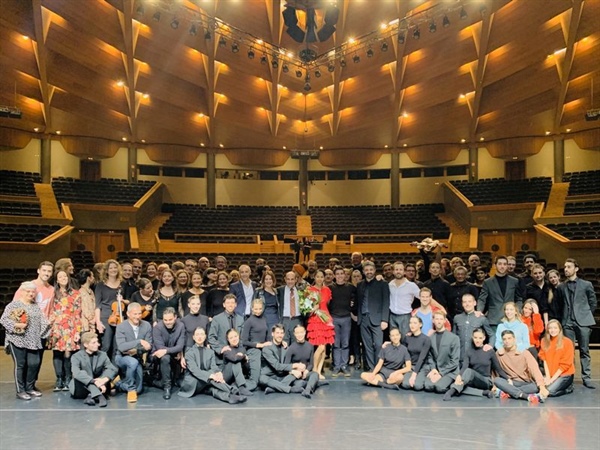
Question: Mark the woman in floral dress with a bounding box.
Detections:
[49,270,82,391]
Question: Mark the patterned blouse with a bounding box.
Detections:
[79,285,96,333]
[0,300,50,350]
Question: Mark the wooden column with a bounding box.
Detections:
[391,151,399,207]
[553,139,564,182]
[40,137,51,183]
[206,151,216,208]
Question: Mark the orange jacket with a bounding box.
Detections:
[522,313,544,349]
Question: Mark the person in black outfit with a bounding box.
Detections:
[525,264,551,325]
[330,266,356,377]
[129,278,155,324]
[181,295,209,349]
[356,261,390,371]
[443,328,509,400]
[361,328,411,390]
[221,329,255,396]
[284,324,320,398]
[423,262,451,310]
[242,299,272,389]
[447,266,480,322]
[401,316,432,391]
[151,307,186,399]
[259,324,305,395]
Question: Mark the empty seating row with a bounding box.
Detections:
[0,170,41,197]
[0,223,61,242]
[309,204,450,240]
[450,177,552,205]
[546,222,600,240]
[353,235,431,244]
[159,204,299,241]
[564,200,600,215]
[0,200,42,216]
[69,250,96,270]
[174,235,257,244]
[563,170,600,196]
[52,178,155,206]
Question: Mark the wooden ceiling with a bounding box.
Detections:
[0,0,599,160]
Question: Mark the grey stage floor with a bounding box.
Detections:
[1,350,599,450]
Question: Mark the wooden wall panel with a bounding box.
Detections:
[405,145,462,165]
[485,137,547,159]
[60,136,121,159]
[223,149,290,167]
[144,145,201,164]
[319,149,383,167]
[0,127,32,150]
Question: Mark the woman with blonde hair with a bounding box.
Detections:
[539,319,575,397]
[494,302,530,352]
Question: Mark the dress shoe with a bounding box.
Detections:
[83,395,96,406]
[583,380,598,389]
[331,368,341,377]
[97,395,108,408]
[127,391,138,403]
[26,390,42,398]
[163,387,172,400]
[342,366,351,377]
[16,392,31,401]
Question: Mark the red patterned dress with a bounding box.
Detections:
[307,285,335,345]
[49,289,82,352]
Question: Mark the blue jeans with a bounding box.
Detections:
[115,354,144,393]
[332,315,351,370]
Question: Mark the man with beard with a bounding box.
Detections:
[304,260,318,285]
[448,266,480,321]
[356,261,390,371]
[152,307,186,399]
[388,262,420,337]
[329,266,356,377]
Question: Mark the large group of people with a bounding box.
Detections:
[1,245,596,407]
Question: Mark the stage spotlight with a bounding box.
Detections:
[295,69,303,78]
[328,63,335,72]
[260,54,268,65]
[218,36,227,47]
[460,7,468,20]
[314,68,321,78]
[340,59,347,67]
[204,29,212,40]
[282,64,289,73]
[303,75,311,92]
[153,11,161,21]
[398,33,405,44]
[429,20,436,33]
[353,54,360,64]
[413,27,420,40]
[366,47,374,58]
[231,41,239,53]
[247,48,255,59]
[189,24,198,36]
[381,41,389,52]
[443,15,450,27]
[171,18,179,29]
[271,58,279,69]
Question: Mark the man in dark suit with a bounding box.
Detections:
[178,327,246,404]
[69,332,118,407]
[356,261,390,371]
[259,324,305,394]
[424,311,461,393]
[277,271,304,344]
[230,264,258,317]
[557,258,598,389]
[477,256,523,330]
[208,294,244,366]
[115,302,153,403]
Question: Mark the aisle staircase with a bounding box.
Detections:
[137,213,170,251]
[543,182,569,217]
[34,183,63,218]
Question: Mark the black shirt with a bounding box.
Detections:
[329,283,356,317]
[241,314,269,348]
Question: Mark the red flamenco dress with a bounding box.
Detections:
[307,285,335,345]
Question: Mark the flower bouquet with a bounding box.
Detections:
[298,288,331,324]
[9,308,28,334]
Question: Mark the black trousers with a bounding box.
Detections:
[156,354,180,387]
[9,344,41,393]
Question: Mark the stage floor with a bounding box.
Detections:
[1,350,599,450]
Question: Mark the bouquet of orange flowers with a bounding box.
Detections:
[298,288,330,324]
[8,308,28,334]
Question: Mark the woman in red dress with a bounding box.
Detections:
[307,270,335,380]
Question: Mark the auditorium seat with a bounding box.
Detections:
[563,170,600,196]
[546,222,599,240]
[450,177,552,205]
[51,178,155,206]
[0,200,42,217]
[0,224,61,242]
[0,170,41,197]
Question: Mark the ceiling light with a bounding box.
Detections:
[381,41,388,52]
[460,93,466,99]
[353,54,360,64]
[442,15,450,28]
[319,146,324,150]
[247,48,255,59]
[340,59,347,67]
[198,113,204,117]
[413,27,420,40]
[271,58,279,69]
[295,69,303,78]
[122,137,128,141]
[314,68,321,78]
[189,24,198,36]
[171,18,179,29]
[384,145,388,148]
[402,112,408,118]
[283,146,287,150]
[218,36,227,47]
[55,130,61,135]
[460,138,466,143]
[429,20,436,33]
[512,156,518,160]
[479,137,485,141]
[116,80,125,87]
[460,7,468,20]
[200,143,205,147]
[403,143,407,147]
[260,54,268,65]
[348,38,355,44]
[327,62,335,72]
[566,128,571,132]
[282,64,289,73]
[231,41,239,53]
[398,33,405,44]
[33,127,39,132]
[141,139,146,143]
[153,11,161,21]
[219,143,224,148]
[204,29,212,40]
[545,131,551,135]
[142,93,149,99]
